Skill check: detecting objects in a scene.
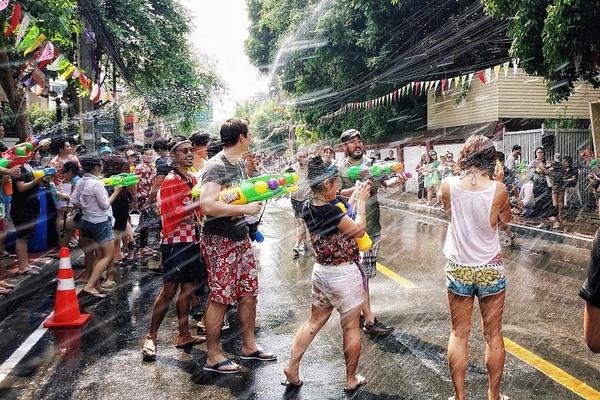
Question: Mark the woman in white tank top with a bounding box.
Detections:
[440,135,512,400]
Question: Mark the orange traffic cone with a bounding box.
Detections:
[44,247,91,328]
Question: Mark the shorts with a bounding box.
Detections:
[360,235,380,279]
[312,261,366,315]
[161,242,204,283]
[80,219,114,245]
[290,198,305,219]
[11,214,37,240]
[111,197,130,231]
[200,234,258,305]
[445,254,506,298]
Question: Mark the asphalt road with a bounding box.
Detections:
[0,198,598,400]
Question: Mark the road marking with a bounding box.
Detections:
[0,257,84,386]
[376,262,418,289]
[504,338,600,399]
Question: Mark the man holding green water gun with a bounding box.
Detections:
[337,129,406,337]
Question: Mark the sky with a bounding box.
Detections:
[179,0,268,122]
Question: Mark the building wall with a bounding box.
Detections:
[427,70,600,130]
[427,78,499,129]
[498,72,599,119]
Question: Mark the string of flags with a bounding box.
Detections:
[1,0,114,104]
[319,59,520,123]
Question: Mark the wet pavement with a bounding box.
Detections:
[0,198,599,399]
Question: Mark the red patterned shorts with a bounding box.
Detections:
[200,234,258,305]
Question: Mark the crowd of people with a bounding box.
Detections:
[1,119,600,400]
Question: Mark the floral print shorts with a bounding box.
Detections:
[200,234,258,305]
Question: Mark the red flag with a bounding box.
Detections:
[414,82,420,95]
[476,70,486,84]
[441,79,448,93]
[4,3,22,37]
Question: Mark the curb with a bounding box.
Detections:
[380,198,594,250]
[0,258,59,322]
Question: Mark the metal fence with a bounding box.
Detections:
[503,125,594,208]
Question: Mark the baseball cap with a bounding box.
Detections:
[340,129,362,143]
[98,146,113,155]
[126,149,136,157]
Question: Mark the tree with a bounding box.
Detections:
[0,0,79,139]
[99,0,222,134]
[235,96,295,151]
[481,0,600,103]
[245,0,506,142]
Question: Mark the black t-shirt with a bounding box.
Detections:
[156,156,173,177]
[302,201,345,237]
[201,153,249,241]
[11,164,39,217]
[581,228,600,309]
[564,167,578,188]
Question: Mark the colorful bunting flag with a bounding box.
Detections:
[503,61,510,78]
[476,70,486,84]
[0,0,9,11]
[494,65,501,80]
[59,63,75,80]
[46,54,69,71]
[16,24,40,53]
[484,68,492,83]
[467,73,474,87]
[23,33,46,56]
[512,59,519,75]
[14,14,31,47]
[4,3,22,37]
[36,41,54,63]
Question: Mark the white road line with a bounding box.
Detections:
[381,205,594,243]
[0,257,84,386]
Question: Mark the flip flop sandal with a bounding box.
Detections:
[240,349,277,361]
[344,375,367,392]
[0,287,13,295]
[203,359,241,374]
[0,251,16,259]
[281,378,303,388]
[142,337,157,362]
[499,395,510,400]
[175,335,206,348]
[81,289,106,298]
[0,281,15,289]
[100,281,117,289]
[17,268,40,275]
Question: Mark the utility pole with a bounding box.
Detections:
[77,31,95,150]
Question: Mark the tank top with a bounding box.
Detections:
[443,176,500,266]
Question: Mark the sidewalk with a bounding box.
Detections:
[380,191,596,250]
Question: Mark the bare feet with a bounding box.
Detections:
[345,374,367,391]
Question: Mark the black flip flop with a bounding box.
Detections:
[203,359,241,374]
[175,336,206,349]
[240,349,277,361]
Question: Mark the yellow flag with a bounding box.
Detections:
[23,34,46,56]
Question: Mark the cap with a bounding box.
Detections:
[126,150,136,157]
[553,153,562,162]
[98,146,113,155]
[340,129,361,143]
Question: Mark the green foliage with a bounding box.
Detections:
[544,112,585,129]
[235,96,293,149]
[245,0,489,143]
[101,0,222,134]
[17,0,80,50]
[28,103,55,132]
[481,0,600,103]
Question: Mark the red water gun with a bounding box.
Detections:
[0,138,39,168]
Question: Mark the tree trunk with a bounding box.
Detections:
[0,34,32,141]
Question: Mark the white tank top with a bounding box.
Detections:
[443,176,500,266]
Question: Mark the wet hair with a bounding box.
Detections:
[534,146,546,161]
[153,138,169,152]
[50,136,71,155]
[563,155,573,165]
[457,135,498,175]
[512,144,521,152]
[497,151,506,163]
[189,131,211,147]
[220,118,249,147]
[62,161,81,176]
[80,154,102,173]
[207,137,224,158]
[307,155,337,191]
[76,144,87,154]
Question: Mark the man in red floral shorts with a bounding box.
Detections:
[200,118,276,374]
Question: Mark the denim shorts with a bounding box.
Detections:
[80,219,114,244]
[445,254,506,298]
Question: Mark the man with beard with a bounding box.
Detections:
[142,139,205,361]
[337,129,406,336]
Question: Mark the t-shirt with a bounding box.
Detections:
[302,199,359,266]
[506,154,517,171]
[384,157,396,162]
[564,167,578,188]
[11,164,39,217]
[580,228,600,309]
[338,157,382,237]
[201,152,249,241]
